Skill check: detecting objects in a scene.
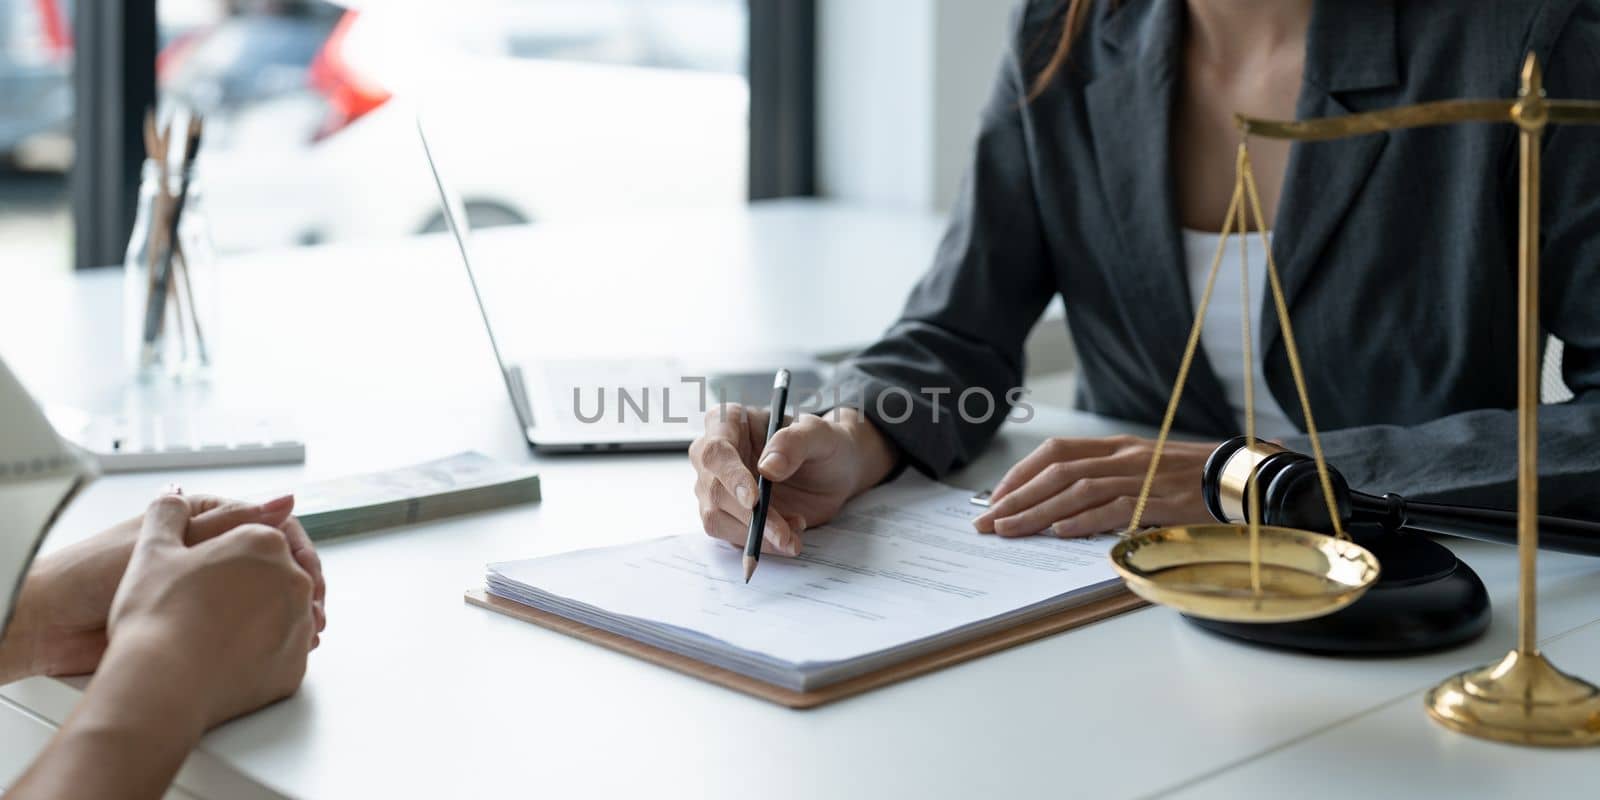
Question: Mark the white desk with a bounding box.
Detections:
[3,202,1599,799]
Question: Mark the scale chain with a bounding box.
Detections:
[1236,145,1263,594]
[1125,143,1347,551]
[1238,145,1348,542]
[1124,180,1243,534]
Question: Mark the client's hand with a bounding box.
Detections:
[107,494,317,731]
[974,436,1218,537]
[7,495,322,799]
[0,494,325,684]
[690,406,900,556]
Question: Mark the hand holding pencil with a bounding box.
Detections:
[687,380,903,580]
[742,369,793,581]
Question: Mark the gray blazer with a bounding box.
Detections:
[829,0,1600,518]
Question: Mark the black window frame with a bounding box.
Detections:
[747,0,816,200]
[72,0,158,270]
[72,0,814,269]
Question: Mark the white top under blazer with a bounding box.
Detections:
[1180,227,1298,440]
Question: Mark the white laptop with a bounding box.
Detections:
[417,117,823,452]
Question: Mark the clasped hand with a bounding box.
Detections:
[2,493,327,799]
[0,492,326,704]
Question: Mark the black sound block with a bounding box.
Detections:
[1184,526,1490,655]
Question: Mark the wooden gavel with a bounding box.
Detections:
[1201,436,1600,556]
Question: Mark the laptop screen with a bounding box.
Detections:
[416,114,531,427]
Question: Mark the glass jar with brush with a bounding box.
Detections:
[123,116,217,381]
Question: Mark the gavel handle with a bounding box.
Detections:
[1394,496,1600,556]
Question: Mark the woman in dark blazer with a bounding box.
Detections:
[688,0,1600,555]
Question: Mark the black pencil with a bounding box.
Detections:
[744,368,792,583]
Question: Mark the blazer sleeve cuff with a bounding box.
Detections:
[817,371,960,480]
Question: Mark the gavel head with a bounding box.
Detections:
[1201,436,1353,533]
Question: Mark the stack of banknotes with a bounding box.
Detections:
[287,451,540,541]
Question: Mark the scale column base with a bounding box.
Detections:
[1425,649,1600,746]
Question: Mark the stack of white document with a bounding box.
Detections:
[486,478,1123,692]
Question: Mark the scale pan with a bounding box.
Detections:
[1110,524,1380,623]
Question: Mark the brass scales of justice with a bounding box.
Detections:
[1107,55,1600,746]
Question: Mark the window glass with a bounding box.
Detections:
[158,0,749,255]
[0,0,74,280]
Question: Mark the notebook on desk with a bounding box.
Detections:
[468,477,1142,707]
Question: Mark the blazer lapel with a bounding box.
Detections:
[1086,0,1237,434]
[1259,1,1398,407]
[1260,95,1390,378]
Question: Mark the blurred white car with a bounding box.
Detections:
[196,0,748,252]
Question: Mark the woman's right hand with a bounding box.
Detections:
[107,494,316,732]
[690,405,900,556]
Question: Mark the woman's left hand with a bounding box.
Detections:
[973,435,1219,538]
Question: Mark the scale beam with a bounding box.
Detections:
[1236,98,1600,140]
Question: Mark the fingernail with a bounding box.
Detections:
[772,531,796,556]
[735,484,752,508]
[1051,520,1074,537]
[261,494,294,512]
[758,452,787,474]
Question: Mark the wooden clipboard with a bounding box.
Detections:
[465,588,1146,709]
